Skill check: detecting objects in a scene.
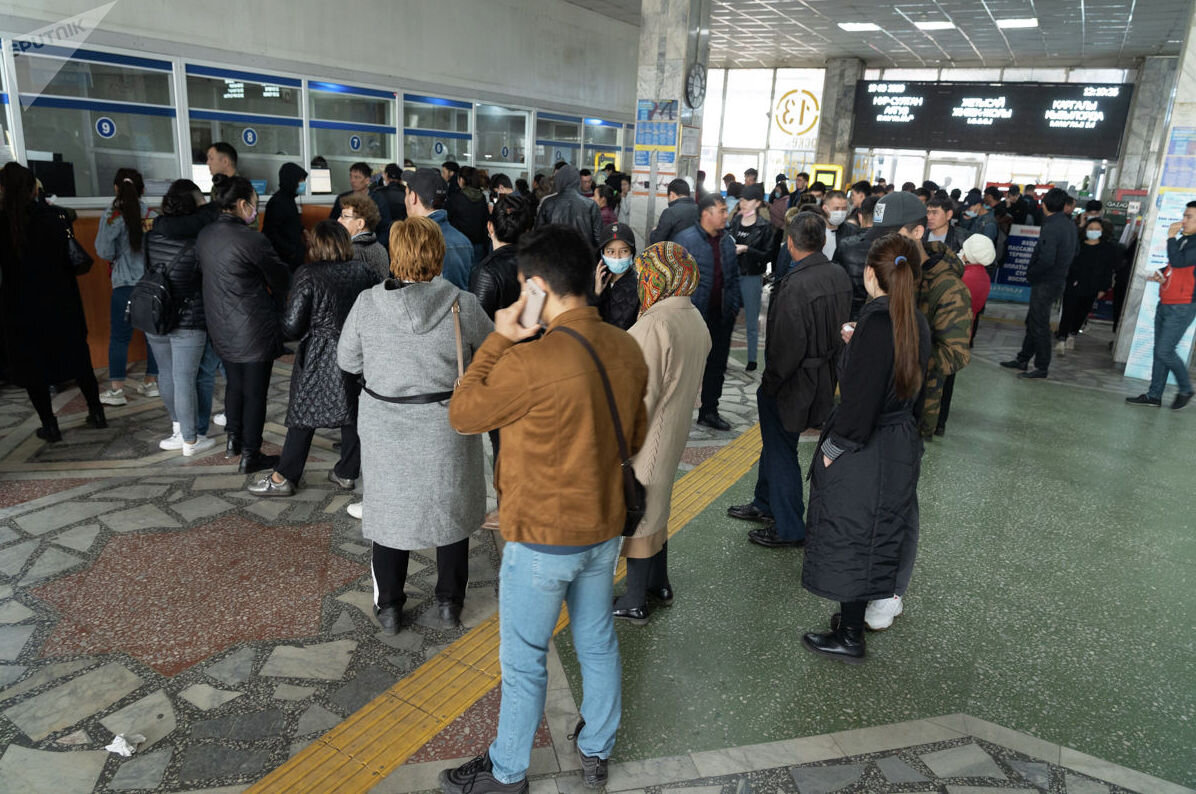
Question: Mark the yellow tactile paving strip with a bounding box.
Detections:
[250,424,763,793]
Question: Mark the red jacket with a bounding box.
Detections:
[1161,234,1196,305]
[961,264,992,316]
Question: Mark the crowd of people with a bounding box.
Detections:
[0,146,1193,794]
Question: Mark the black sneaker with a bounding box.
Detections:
[745,361,758,372]
[1018,369,1048,380]
[439,754,527,794]
[1000,359,1028,371]
[568,720,608,789]
[1125,394,1162,407]
[1172,392,1193,411]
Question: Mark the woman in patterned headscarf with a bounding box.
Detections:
[613,242,713,624]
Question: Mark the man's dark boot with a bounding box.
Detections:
[226,434,242,459]
[802,623,866,664]
[1000,359,1028,371]
[85,406,107,429]
[238,451,278,474]
[36,418,62,443]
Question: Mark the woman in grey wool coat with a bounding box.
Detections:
[337,216,492,634]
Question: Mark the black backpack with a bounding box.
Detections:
[126,242,192,335]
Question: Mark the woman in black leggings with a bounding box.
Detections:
[0,163,105,440]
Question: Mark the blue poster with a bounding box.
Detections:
[634,150,650,167]
[991,223,1039,302]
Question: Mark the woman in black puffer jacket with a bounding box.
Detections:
[196,175,290,474]
[248,222,381,497]
[144,179,221,457]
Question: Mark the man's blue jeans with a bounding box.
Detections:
[751,389,806,541]
[489,537,622,784]
[1148,301,1196,399]
[740,274,764,364]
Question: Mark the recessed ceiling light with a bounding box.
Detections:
[838,22,881,32]
[915,21,956,30]
[996,17,1039,29]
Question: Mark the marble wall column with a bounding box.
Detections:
[1115,56,1179,192]
[629,0,711,240]
[1114,12,1196,362]
[815,57,865,182]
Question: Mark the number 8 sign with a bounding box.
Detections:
[95,117,117,139]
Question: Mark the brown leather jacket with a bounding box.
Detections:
[449,306,649,546]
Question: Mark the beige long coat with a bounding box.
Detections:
[622,296,712,558]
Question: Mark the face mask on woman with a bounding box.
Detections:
[828,209,848,226]
[1086,229,1102,240]
[603,254,633,274]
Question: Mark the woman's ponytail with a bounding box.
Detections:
[865,233,923,400]
[112,168,145,253]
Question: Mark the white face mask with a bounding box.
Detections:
[1086,229,1102,240]
[828,209,848,226]
[964,209,978,218]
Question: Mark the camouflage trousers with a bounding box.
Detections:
[919,368,949,439]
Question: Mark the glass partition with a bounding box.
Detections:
[0,65,11,165]
[475,104,528,181]
[309,82,397,194]
[404,94,472,168]
[534,113,581,177]
[186,65,302,193]
[15,48,178,197]
[720,69,772,150]
[582,119,621,174]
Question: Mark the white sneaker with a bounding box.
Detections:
[213,412,227,427]
[864,595,903,631]
[159,422,184,450]
[346,501,363,519]
[1054,340,1066,354]
[1065,336,1075,351]
[182,435,218,457]
[99,388,127,406]
[138,380,160,398]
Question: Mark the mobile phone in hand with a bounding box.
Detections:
[520,281,547,328]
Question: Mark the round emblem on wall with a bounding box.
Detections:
[95,117,116,139]
[242,127,258,147]
[349,135,362,152]
[775,90,821,137]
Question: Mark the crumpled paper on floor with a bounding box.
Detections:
[104,733,146,756]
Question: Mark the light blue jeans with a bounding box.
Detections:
[145,329,211,443]
[489,537,622,784]
[740,274,764,364]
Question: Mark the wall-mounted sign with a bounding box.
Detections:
[771,69,824,152]
[349,135,362,152]
[95,116,116,139]
[242,127,258,147]
[851,81,1134,159]
[434,141,445,155]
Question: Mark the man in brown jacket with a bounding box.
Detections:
[444,225,649,794]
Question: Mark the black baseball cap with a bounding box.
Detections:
[775,173,788,184]
[742,184,765,202]
[598,222,637,255]
[401,168,447,207]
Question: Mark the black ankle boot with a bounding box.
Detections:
[36,418,62,443]
[85,407,107,429]
[226,434,242,459]
[802,623,866,664]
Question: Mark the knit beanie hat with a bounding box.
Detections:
[636,242,699,313]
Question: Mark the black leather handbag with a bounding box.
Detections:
[64,222,93,276]
[554,326,646,537]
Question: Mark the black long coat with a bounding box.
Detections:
[196,215,291,364]
[282,258,381,428]
[802,296,931,603]
[0,202,95,387]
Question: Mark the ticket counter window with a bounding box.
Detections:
[309,84,397,194]
[583,121,620,171]
[534,115,580,176]
[403,95,472,169]
[476,104,528,180]
[14,51,178,197]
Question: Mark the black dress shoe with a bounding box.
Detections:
[612,603,650,625]
[36,420,62,443]
[745,361,758,372]
[1000,359,1028,371]
[748,526,804,548]
[84,407,107,429]
[1018,369,1048,380]
[933,426,946,437]
[727,503,773,524]
[376,605,400,635]
[429,600,462,630]
[801,625,866,664]
[1172,392,1193,410]
[696,412,732,431]
[1125,394,1161,407]
[327,469,356,490]
[648,585,674,606]
[238,451,279,474]
[226,435,242,458]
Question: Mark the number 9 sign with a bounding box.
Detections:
[95,117,117,139]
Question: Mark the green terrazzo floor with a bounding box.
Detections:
[556,359,1196,788]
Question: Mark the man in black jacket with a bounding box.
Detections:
[329,162,391,241]
[262,162,307,271]
[376,163,408,226]
[1002,187,1077,379]
[650,179,699,244]
[534,164,602,249]
[923,196,972,253]
[728,212,852,548]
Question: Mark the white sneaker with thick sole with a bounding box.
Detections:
[1054,340,1066,354]
[159,422,184,450]
[1065,336,1076,351]
[864,595,903,631]
[99,388,127,406]
[347,502,363,519]
[138,380,160,398]
[213,412,227,427]
[182,435,218,457]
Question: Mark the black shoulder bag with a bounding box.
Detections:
[126,243,191,335]
[555,326,646,537]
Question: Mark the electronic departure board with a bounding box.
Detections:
[850,81,1135,160]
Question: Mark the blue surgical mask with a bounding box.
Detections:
[1086,229,1102,240]
[964,209,978,218]
[603,255,633,274]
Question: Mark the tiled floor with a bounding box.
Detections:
[0,297,1192,793]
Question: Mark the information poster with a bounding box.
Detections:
[991,223,1039,302]
[1124,189,1196,381]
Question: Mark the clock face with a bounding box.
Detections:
[686,63,707,109]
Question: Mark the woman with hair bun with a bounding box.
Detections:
[800,232,931,663]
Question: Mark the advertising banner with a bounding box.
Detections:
[991,223,1039,302]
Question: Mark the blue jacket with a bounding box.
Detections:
[674,222,741,324]
[961,211,998,242]
[430,209,475,290]
[96,201,156,288]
